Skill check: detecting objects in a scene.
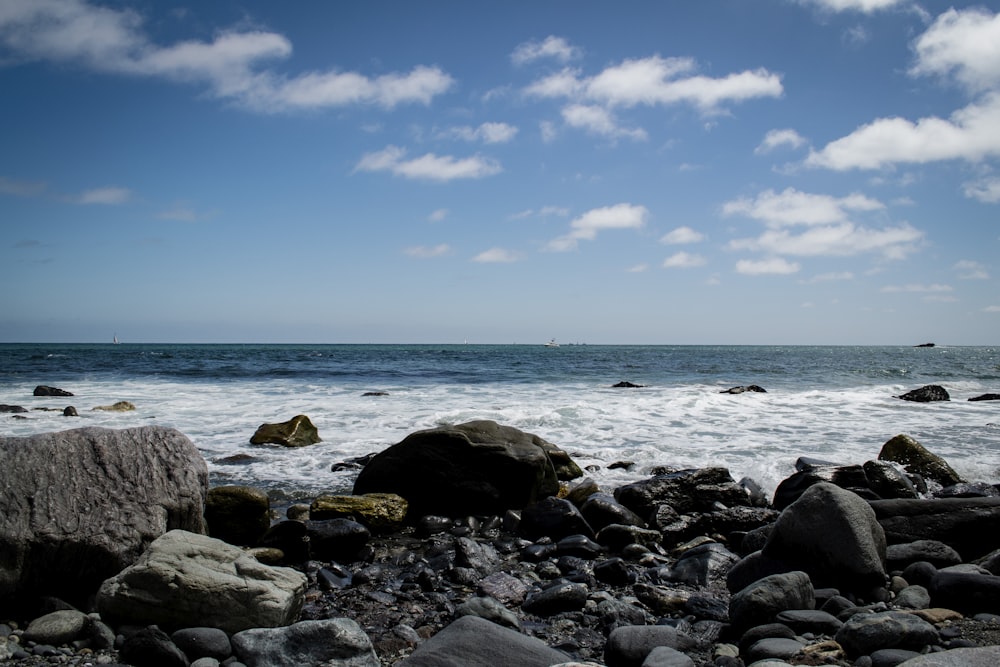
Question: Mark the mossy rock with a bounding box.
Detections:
[250,415,320,447]
[878,434,964,487]
[92,401,136,412]
[310,493,408,532]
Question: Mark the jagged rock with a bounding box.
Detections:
[870,497,1000,560]
[231,618,379,667]
[397,615,570,666]
[719,385,766,394]
[310,493,408,532]
[612,381,644,388]
[33,385,72,397]
[250,414,321,447]
[614,467,752,517]
[895,384,950,402]
[97,530,307,634]
[878,434,964,487]
[353,420,579,516]
[205,485,270,547]
[772,464,871,510]
[0,426,207,603]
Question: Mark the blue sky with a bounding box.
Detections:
[1,0,998,344]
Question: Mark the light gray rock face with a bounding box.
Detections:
[897,646,1000,666]
[97,530,307,634]
[23,609,89,646]
[834,610,938,657]
[0,426,208,603]
[231,619,379,667]
[398,615,571,667]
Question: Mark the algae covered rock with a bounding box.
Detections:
[878,434,964,487]
[250,414,321,447]
[309,493,408,532]
[92,400,136,412]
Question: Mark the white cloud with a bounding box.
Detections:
[78,186,130,204]
[428,209,449,222]
[405,244,451,258]
[447,122,519,144]
[660,226,704,244]
[755,129,807,154]
[524,68,585,99]
[984,305,1000,313]
[547,203,648,251]
[722,188,884,227]
[0,0,453,112]
[0,175,46,197]
[627,264,648,273]
[354,145,502,182]
[797,0,910,12]
[472,247,521,263]
[910,8,1000,94]
[954,260,990,280]
[730,223,923,259]
[663,251,706,268]
[880,283,953,293]
[963,177,1000,203]
[561,104,648,141]
[735,258,801,275]
[157,206,200,222]
[511,36,581,66]
[804,271,855,283]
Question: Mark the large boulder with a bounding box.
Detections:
[232,618,379,667]
[250,414,321,447]
[0,426,208,605]
[763,482,887,593]
[614,467,753,518]
[397,615,570,667]
[878,434,963,487]
[97,530,307,634]
[895,385,950,402]
[352,420,579,517]
[869,497,1000,560]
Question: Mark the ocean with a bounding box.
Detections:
[1,343,998,503]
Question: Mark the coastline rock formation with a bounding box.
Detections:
[0,426,208,605]
[32,385,73,397]
[896,384,950,402]
[250,414,321,447]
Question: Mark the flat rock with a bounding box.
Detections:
[834,610,938,657]
[231,618,379,667]
[896,645,1000,666]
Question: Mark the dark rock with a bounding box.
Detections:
[204,485,270,547]
[834,610,938,657]
[612,381,644,388]
[521,581,588,616]
[580,492,646,532]
[23,609,88,646]
[92,400,135,412]
[886,540,962,570]
[258,520,310,563]
[33,385,73,397]
[719,385,766,394]
[728,570,814,633]
[171,627,232,661]
[869,497,1000,560]
[249,414,321,447]
[891,646,1000,665]
[594,558,635,586]
[231,618,379,667]
[603,624,696,667]
[744,637,805,663]
[772,464,871,510]
[738,622,797,654]
[774,609,844,634]
[930,571,1000,615]
[614,467,752,517]
[396,615,569,667]
[901,561,939,588]
[454,596,521,629]
[62,406,77,416]
[935,482,1000,499]
[878,434,963,487]
[0,426,208,604]
[520,496,595,541]
[639,645,695,667]
[330,452,377,472]
[896,384,950,402]
[455,536,501,575]
[870,648,922,666]
[353,420,579,517]
[309,493,408,532]
[864,460,919,499]
[668,542,739,587]
[556,534,605,559]
[362,391,389,396]
[596,524,663,552]
[894,584,931,609]
[119,626,188,667]
[969,394,1000,402]
[305,518,371,562]
[725,550,795,594]
[683,595,729,622]
[0,405,27,413]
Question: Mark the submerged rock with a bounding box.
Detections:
[896,384,950,402]
[33,385,73,397]
[92,400,136,411]
[250,414,321,447]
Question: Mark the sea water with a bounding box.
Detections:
[1,343,998,503]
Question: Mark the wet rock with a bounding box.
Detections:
[893,584,931,610]
[455,596,521,629]
[772,464,871,510]
[864,460,919,499]
[719,385,766,394]
[834,610,939,657]
[0,404,27,413]
[580,493,646,531]
[33,385,73,397]
[614,467,752,517]
[205,485,270,547]
[250,414,321,447]
[936,482,1000,499]
[878,434,963,487]
[397,615,570,666]
[728,571,814,633]
[743,637,805,663]
[896,384,950,402]
[231,618,379,667]
[612,381,644,388]
[120,626,188,667]
[310,493,408,533]
[171,627,232,662]
[969,394,1000,402]
[773,609,843,635]
[62,406,77,416]
[929,571,1000,615]
[870,497,1000,560]
[640,645,695,667]
[522,582,589,616]
[603,625,697,667]
[305,519,371,563]
[886,540,962,570]
[668,542,739,587]
[521,496,595,541]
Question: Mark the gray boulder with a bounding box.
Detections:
[23,609,89,646]
[896,646,1000,666]
[834,610,938,657]
[353,420,580,516]
[728,570,814,633]
[604,625,697,667]
[97,530,307,634]
[614,467,753,517]
[878,434,963,487]
[0,426,208,603]
[869,497,1000,560]
[397,615,570,667]
[929,571,1000,615]
[250,414,321,447]
[231,618,379,667]
[763,482,887,593]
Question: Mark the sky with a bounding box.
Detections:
[1,0,998,345]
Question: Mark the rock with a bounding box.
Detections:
[259,520,310,564]
[305,519,371,563]
[23,609,89,646]
[309,493,408,532]
[744,637,806,663]
[97,529,307,634]
[0,404,27,413]
[834,610,939,657]
[0,426,208,603]
[250,414,320,447]
[929,571,1000,615]
[397,615,570,667]
[580,493,646,532]
[869,497,1000,560]
[864,460,919,499]
[935,482,1000,499]
[614,467,753,517]
[603,625,697,667]
[895,646,1000,665]
[969,394,1000,402]
[171,627,233,662]
[477,572,531,606]
[455,536,501,575]
[886,540,963,570]
[719,385,766,394]
[774,609,843,634]
[522,582,589,616]
[896,385,950,402]
[119,625,188,667]
[455,596,521,629]
[205,485,271,547]
[894,584,931,609]
[62,406,77,416]
[668,542,739,587]
[728,571,814,633]
[878,434,964,487]
[612,381,644,388]
[33,385,73,396]
[231,618,379,667]
[640,645,694,667]
[772,464,871,510]
[92,400,135,411]
[352,420,579,516]
[763,482,887,593]
[596,524,662,552]
[521,496,595,541]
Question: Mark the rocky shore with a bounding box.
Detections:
[4,409,1000,666]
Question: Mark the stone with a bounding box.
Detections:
[895,385,950,402]
[520,496,595,541]
[231,618,378,667]
[580,493,646,531]
[62,406,77,416]
[92,400,135,411]
[353,420,579,516]
[97,530,307,634]
[763,482,887,592]
[864,460,919,499]
[522,582,589,616]
[886,540,963,570]
[834,610,939,657]
[969,394,1000,402]
[33,385,73,396]
[305,519,371,563]
[772,464,871,511]
[719,385,766,394]
[929,571,1000,615]
[871,648,922,666]
[477,572,531,606]
[878,434,963,487]
[205,485,271,547]
[614,467,753,517]
[250,414,320,447]
[455,596,521,629]
[120,626,188,667]
[668,542,739,587]
[23,609,88,646]
[641,645,695,667]
[596,524,662,552]
[0,404,27,413]
[744,637,805,663]
[0,426,208,603]
[310,493,408,532]
[773,609,843,635]
[869,497,1000,560]
[728,571,814,633]
[603,625,697,667]
[397,615,570,667]
[894,585,931,610]
[894,646,1000,665]
[171,627,232,661]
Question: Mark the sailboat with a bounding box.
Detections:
[113,334,120,345]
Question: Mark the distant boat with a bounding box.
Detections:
[113,334,120,345]
[544,338,560,348]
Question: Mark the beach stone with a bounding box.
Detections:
[894,584,931,609]
[869,496,1000,560]
[455,536,501,575]
[772,464,871,510]
[521,497,596,541]
[33,385,72,396]
[305,519,371,563]
[353,420,577,516]
[878,434,963,487]
[596,524,662,551]
[895,645,1000,665]
[668,542,739,587]
[259,520,310,563]
[171,627,232,661]
[580,492,646,531]
[864,460,919,499]
[205,485,271,547]
[773,609,843,634]
[763,482,887,593]
[455,595,521,629]
[929,571,1000,615]
[969,394,1000,402]
[397,615,570,667]
[120,626,188,667]
[62,406,77,416]
[250,414,320,447]
[744,637,806,663]
[935,481,1000,498]
[92,400,135,411]
[478,571,530,605]
[23,609,88,646]
[0,404,27,413]
[725,549,794,594]
[834,610,939,657]
[895,385,950,402]
[522,582,589,616]
[0,426,208,603]
[640,645,695,667]
[720,385,766,394]
[728,571,814,633]
[614,467,752,517]
[886,540,962,570]
[310,493,408,532]
[97,529,307,634]
[603,625,697,667]
[231,618,378,667]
